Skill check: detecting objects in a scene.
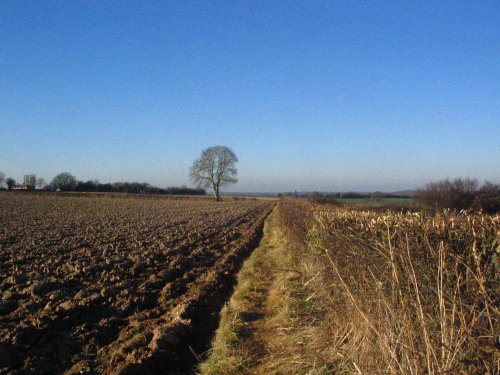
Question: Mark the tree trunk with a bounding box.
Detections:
[213,185,221,201]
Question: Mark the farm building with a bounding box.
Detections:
[12,184,35,191]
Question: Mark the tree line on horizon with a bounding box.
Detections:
[280,191,412,199]
[0,171,205,196]
[2,166,499,211]
[303,178,499,213]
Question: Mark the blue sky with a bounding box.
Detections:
[1,1,499,192]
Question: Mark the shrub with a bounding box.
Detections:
[415,178,500,212]
[309,192,341,205]
[474,182,500,214]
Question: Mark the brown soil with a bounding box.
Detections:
[0,194,273,374]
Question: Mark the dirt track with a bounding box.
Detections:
[0,194,273,374]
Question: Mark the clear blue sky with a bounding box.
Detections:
[1,1,499,192]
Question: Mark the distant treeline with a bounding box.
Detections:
[69,181,205,195]
[278,178,500,213]
[1,183,206,196]
[0,171,205,196]
[278,191,411,199]
[336,192,410,199]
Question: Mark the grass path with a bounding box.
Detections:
[199,205,335,375]
[198,209,294,374]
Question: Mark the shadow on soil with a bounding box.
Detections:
[178,214,269,374]
[129,209,272,375]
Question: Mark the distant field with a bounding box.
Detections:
[339,197,413,206]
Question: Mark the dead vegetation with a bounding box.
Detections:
[282,198,499,374]
[203,198,499,374]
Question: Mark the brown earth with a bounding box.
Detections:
[0,194,273,374]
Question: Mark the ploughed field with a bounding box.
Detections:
[0,194,273,374]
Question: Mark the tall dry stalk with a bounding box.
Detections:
[306,207,499,374]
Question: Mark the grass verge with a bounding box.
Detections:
[198,209,292,374]
[199,202,339,374]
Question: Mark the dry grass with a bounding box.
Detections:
[305,205,499,374]
[201,201,342,374]
[199,210,289,374]
[201,199,499,374]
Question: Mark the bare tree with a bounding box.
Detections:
[51,172,77,191]
[475,181,500,213]
[415,177,479,210]
[6,178,16,191]
[0,172,4,188]
[190,145,238,201]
